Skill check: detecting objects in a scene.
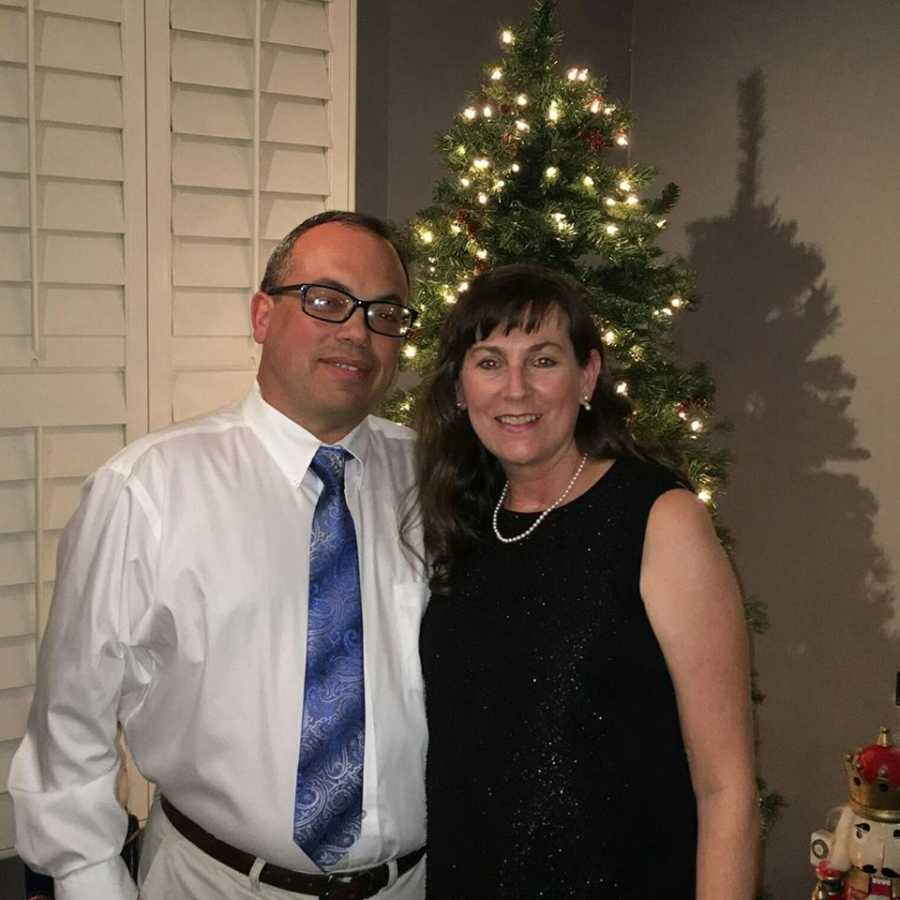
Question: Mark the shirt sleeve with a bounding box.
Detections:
[8,467,158,900]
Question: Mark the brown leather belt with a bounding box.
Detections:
[160,797,425,899]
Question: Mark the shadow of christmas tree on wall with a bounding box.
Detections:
[680,68,897,899]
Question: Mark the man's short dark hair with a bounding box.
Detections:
[259,210,410,294]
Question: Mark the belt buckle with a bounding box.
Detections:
[322,872,365,900]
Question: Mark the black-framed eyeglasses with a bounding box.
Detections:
[266,283,419,338]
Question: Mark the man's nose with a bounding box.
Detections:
[335,305,370,343]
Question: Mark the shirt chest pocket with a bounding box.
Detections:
[389,580,429,694]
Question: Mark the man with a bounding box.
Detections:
[10,212,428,900]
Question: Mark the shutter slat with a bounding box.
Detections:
[38,124,124,181]
[173,135,251,190]
[173,288,252,337]
[1,338,41,368]
[173,370,256,423]
[173,84,252,140]
[173,237,254,288]
[0,120,29,173]
[171,0,332,51]
[262,0,331,51]
[0,642,34,692]
[41,533,59,585]
[173,188,252,238]
[0,231,30,281]
[172,336,255,369]
[0,174,28,227]
[261,144,328,194]
[261,193,324,238]
[0,688,33,742]
[262,95,329,146]
[0,8,26,65]
[0,63,27,118]
[172,191,325,241]
[0,373,127,427]
[38,69,123,128]
[0,538,33,589]
[44,426,124,477]
[42,336,126,368]
[43,285,125,336]
[0,483,33,536]
[37,0,123,22]
[0,432,34,481]
[36,13,123,76]
[171,31,252,91]
[171,0,254,41]
[40,233,125,285]
[44,478,83,530]
[40,180,125,232]
[263,44,329,98]
[0,740,18,789]
[0,586,34,637]
[0,287,30,335]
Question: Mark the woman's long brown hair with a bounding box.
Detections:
[414,264,655,596]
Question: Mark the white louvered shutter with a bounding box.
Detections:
[0,0,357,857]
[148,0,356,428]
[0,0,148,854]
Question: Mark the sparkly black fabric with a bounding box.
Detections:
[420,458,698,898]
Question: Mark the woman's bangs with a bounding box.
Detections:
[469,294,564,344]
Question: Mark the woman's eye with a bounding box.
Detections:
[476,358,499,369]
[533,357,557,367]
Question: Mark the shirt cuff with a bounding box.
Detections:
[54,856,137,900]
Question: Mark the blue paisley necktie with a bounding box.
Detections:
[294,445,365,868]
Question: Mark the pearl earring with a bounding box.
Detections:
[580,396,592,411]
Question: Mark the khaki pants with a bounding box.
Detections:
[138,800,426,900]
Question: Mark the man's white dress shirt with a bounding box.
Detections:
[9,385,428,900]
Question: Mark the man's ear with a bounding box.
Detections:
[251,291,274,344]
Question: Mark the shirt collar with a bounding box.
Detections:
[241,382,371,487]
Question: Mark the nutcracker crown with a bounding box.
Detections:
[845,727,900,823]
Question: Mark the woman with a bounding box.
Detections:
[415,264,758,899]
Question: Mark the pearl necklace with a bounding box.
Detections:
[492,453,589,544]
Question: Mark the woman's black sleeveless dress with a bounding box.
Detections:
[419,458,698,898]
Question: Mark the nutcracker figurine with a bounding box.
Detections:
[810,727,900,899]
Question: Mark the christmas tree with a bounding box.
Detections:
[384,0,782,842]
[385,0,723,494]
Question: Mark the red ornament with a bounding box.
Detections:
[580,130,605,154]
[457,209,480,238]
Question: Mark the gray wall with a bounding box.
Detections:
[631,2,900,896]
[357,0,635,223]
[358,2,900,898]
